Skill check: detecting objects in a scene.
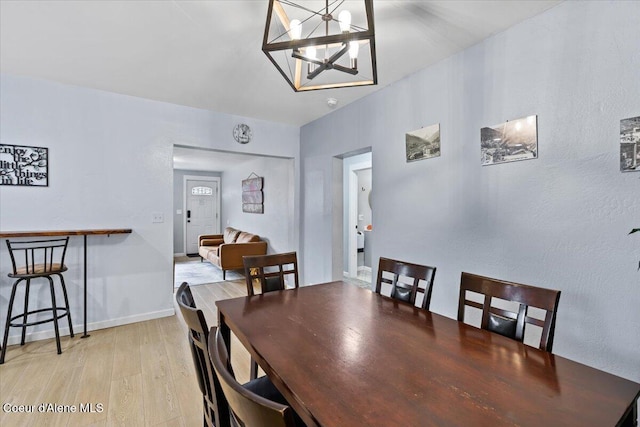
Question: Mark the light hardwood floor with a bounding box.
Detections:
[0,279,253,427]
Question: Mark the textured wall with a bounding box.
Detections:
[300,0,640,383]
[0,74,300,342]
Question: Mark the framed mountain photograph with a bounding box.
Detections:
[406,123,440,163]
[620,116,640,172]
[481,115,537,166]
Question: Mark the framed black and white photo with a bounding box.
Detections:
[406,123,440,162]
[0,144,49,186]
[481,115,537,166]
[620,116,640,172]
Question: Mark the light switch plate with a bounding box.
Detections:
[152,212,164,223]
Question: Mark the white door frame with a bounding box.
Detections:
[183,175,221,255]
[347,160,371,278]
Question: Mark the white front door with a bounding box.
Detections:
[185,179,219,255]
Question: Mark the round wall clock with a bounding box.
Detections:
[233,123,252,144]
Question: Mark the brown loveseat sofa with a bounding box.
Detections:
[198,227,267,279]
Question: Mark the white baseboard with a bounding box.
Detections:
[3,308,175,346]
[174,252,186,257]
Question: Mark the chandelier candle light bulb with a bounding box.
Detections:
[306,45,317,73]
[349,41,359,68]
[290,19,302,40]
[338,10,352,33]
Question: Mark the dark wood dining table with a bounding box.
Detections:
[216,281,640,427]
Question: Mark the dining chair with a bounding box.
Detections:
[374,257,437,310]
[243,252,299,297]
[177,282,294,427]
[176,282,231,427]
[457,272,561,352]
[2,237,74,364]
[208,327,299,427]
[242,252,299,380]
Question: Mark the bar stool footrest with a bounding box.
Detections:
[8,307,72,328]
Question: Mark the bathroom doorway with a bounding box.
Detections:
[343,151,372,287]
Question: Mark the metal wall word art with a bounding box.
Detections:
[0,144,49,186]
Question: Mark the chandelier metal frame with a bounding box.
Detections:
[262,0,377,92]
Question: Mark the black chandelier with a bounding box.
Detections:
[262,0,377,92]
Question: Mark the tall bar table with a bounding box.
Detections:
[0,228,132,338]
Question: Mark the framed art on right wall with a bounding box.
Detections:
[405,123,440,162]
[481,115,537,166]
[620,116,640,172]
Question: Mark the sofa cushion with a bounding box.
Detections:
[236,231,261,243]
[199,246,216,259]
[223,227,241,243]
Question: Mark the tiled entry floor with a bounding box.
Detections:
[174,256,243,287]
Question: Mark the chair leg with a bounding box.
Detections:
[20,279,31,345]
[223,270,226,280]
[57,274,74,338]
[1,279,23,364]
[47,276,62,355]
[202,396,207,427]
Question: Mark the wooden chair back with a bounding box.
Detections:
[209,327,296,427]
[243,252,299,297]
[375,257,436,310]
[457,272,561,352]
[6,237,69,277]
[175,282,230,427]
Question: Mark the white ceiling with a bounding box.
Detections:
[0,0,561,126]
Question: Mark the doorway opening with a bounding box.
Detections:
[342,151,372,288]
[172,145,296,289]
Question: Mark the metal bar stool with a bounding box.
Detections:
[1,237,74,363]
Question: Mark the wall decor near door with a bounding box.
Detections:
[0,144,49,186]
[242,173,264,213]
[481,115,538,166]
[620,115,640,172]
[406,123,440,162]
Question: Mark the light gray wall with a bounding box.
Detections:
[0,74,300,343]
[220,156,296,254]
[300,0,640,384]
[173,169,221,255]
